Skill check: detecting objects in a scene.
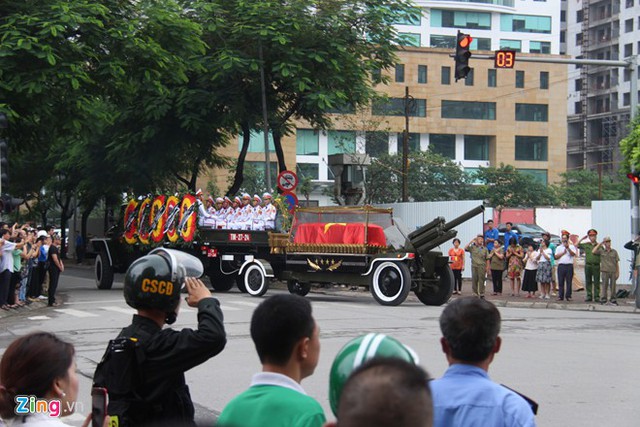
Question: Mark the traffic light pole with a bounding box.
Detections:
[456,53,639,235]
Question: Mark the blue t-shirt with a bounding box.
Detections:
[430,364,536,427]
[503,230,519,247]
[484,228,499,251]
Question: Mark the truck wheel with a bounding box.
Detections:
[370,262,411,306]
[95,250,114,290]
[287,280,311,296]
[235,275,248,293]
[239,264,268,297]
[208,273,236,292]
[414,265,454,306]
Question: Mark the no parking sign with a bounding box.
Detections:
[281,191,299,213]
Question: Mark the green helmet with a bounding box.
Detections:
[328,333,419,416]
[124,248,204,322]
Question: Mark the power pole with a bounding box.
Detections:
[402,87,414,203]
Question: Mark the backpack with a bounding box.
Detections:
[93,330,154,427]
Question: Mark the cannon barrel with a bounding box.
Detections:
[410,225,446,249]
[408,217,445,240]
[416,230,458,254]
[442,205,485,232]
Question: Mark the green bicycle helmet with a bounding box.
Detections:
[328,333,419,416]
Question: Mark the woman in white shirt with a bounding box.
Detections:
[536,239,553,299]
[521,244,539,298]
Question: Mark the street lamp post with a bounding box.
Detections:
[402,87,415,203]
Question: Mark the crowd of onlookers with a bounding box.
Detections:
[0,223,64,311]
[450,220,623,306]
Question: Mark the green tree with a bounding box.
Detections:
[551,169,628,206]
[620,112,640,171]
[472,164,556,207]
[366,151,472,203]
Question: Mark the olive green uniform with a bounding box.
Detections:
[466,245,489,297]
[596,247,619,303]
[578,242,600,301]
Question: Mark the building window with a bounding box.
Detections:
[471,38,492,51]
[398,33,421,47]
[430,35,456,49]
[247,161,278,180]
[328,130,356,155]
[500,39,522,52]
[625,43,633,57]
[392,8,422,25]
[560,30,565,43]
[464,135,490,161]
[431,9,491,29]
[623,92,631,106]
[520,169,548,185]
[575,78,582,91]
[560,10,566,22]
[626,0,634,8]
[515,136,548,161]
[418,65,428,84]
[371,68,381,84]
[465,69,474,86]
[574,101,582,114]
[488,69,497,87]
[395,64,405,83]
[626,19,634,33]
[540,71,549,89]
[530,41,551,54]
[239,131,275,152]
[441,66,451,85]
[577,10,583,23]
[516,70,525,88]
[576,33,583,44]
[624,69,631,82]
[365,132,389,158]
[396,132,421,152]
[442,101,496,120]
[515,103,548,122]
[501,14,552,34]
[296,129,319,155]
[372,98,427,117]
[296,163,319,180]
[429,134,456,159]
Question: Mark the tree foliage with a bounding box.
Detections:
[472,164,556,207]
[550,169,628,206]
[620,111,640,172]
[366,151,473,203]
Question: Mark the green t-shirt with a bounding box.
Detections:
[217,384,325,427]
[12,249,22,272]
[578,242,600,265]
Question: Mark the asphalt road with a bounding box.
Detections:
[1,265,639,427]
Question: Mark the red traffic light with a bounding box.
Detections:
[458,35,472,49]
[627,172,640,184]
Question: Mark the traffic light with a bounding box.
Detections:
[627,171,640,185]
[454,31,473,81]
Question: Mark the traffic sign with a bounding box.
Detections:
[494,50,516,68]
[277,170,299,192]
[281,191,298,213]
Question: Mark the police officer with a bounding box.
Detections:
[94,248,226,426]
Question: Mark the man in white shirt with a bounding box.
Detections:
[0,228,24,309]
[554,232,577,302]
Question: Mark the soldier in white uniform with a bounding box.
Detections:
[195,189,215,228]
[228,197,243,230]
[251,195,264,230]
[261,192,277,230]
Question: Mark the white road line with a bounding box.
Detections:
[219,305,241,311]
[101,306,136,315]
[226,300,259,307]
[28,315,52,320]
[53,309,99,318]
[65,299,124,305]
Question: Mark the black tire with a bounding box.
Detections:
[287,280,311,296]
[95,250,114,290]
[370,261,411,306]
[414,264,454,306]
[208,273,236,292]
[239,264,269,297]
[235,275,248,293]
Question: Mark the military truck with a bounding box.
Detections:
[92,196,483,306]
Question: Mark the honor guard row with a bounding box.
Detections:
[196,190,277,231]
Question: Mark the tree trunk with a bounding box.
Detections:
[227,123,252,196]
[272,128,287,175]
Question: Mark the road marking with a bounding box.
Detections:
[28,315,52,320]
[65,299,124,305]
[53,309,99,318]
[219,304,241,311]
[226,300,258,307]
[101,306,136,315]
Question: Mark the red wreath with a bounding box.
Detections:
[150,195,167,243]
[179,194,197,242]
[137,197,152,245]
[165,195,180,243]
[123,200,139,245]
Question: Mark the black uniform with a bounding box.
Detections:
[102,297,226,427]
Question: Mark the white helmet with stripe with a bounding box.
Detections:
[328,333,419,416]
